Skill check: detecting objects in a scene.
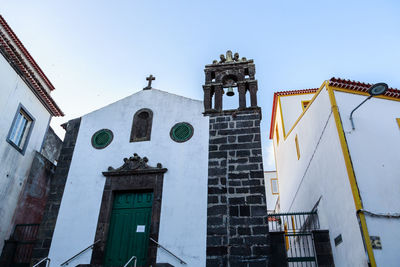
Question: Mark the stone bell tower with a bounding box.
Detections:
[203,50,258,112]
[204,51,269,266]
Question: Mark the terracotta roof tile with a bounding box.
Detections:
[269,88,318,139]
[0,16,63,116]
[329,77,400,99]
[274,88,318,96]
[269,78,400,139]
[0,15,55,90]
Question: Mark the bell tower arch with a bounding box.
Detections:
[203,50,258,112]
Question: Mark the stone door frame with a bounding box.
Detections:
[91,154,167,266]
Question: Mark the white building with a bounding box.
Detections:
[264,171,278,213]
[0,15,63,251]
[47,88,210,266]
[270,77,400,267]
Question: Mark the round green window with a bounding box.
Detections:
[91,129,113,149]
[170,122,194,143]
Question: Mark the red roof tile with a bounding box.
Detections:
[269,78,400,139]
[0,16,55,91]
[274,88,318,96]
[0,16,63,116]
[269,88,318,139]
[329,77,400,99]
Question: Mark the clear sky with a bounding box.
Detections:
[2,0,400,170]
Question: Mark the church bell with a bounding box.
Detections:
[226,87,235,96]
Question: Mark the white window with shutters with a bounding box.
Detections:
[7,104,35,154]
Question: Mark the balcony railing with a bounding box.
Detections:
[267,211,319,233]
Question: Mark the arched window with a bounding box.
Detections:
[130,108,153,142]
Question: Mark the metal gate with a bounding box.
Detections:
[12,224,39,266]
[286,232,316,266]
[268,212,319,266]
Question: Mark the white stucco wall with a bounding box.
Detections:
[48,89,209,266]
[264,171,278,212]
[273,88,368,266]
[335,91,400,266]
[0,55,51,250]
[279,93,314,136]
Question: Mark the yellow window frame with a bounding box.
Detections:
[301,100,310,110]
[270,178,279,195]
[295,134,300,160]
[275,125,280,144]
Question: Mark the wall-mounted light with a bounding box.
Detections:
[349,83,388,130]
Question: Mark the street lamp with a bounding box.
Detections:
[349,83,388,130]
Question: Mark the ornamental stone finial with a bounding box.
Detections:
[226,50,233,62]
[213,50,245,64]
[219,54,226,63]
[234,52,240,61]
[105,153,162,173]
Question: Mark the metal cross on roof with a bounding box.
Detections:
[143,74,155,90]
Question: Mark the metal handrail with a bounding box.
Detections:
[60,240,100,266]
[123,255,137,267]
[33,257,50,267]
[268,211,318,216]
[150,238,187,265]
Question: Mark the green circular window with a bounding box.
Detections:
[91,129,113,149]
[170,122,194,143]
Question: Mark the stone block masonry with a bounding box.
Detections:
[31,118,81,265]
[206,109,269,267]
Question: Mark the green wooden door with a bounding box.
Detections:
[104,192,153,267]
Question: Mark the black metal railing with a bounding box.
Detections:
[12,224,40,264]
[267,212,319,233]
[286,233,317,266]
[268,212,320,266]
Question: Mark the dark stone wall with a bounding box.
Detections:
[312,230,335,267]
[206,109,269,267]
[40,126,63,164]
[12,151,55,225]
[31,118,81,264]
[268,232,287,267]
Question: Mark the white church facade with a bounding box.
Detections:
[48,89,210,266]
[32,52,271,267]
[270,77,400,267]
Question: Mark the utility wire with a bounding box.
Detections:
[358,209,400,219]
[289,110,333,211]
